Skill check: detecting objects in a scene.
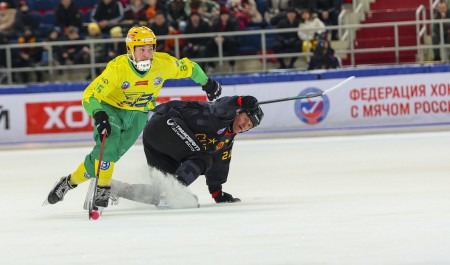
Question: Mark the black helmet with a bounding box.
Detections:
[244,105,264,128]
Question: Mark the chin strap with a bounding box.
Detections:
[128,53,151,72]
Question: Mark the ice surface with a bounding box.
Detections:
[0,132,449,265]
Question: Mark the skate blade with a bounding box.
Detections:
[42,178,61,206]
[42,198,49,206]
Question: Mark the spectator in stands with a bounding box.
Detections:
[228,0,263,29]
[182,11,211,58]
[166,0,188,32]
[0,31,7,83]
[84,22,107,80]
[432,1,450,61]
[313,0,342,40]
[297,8,325,53]
[91,0,125,34]
[83,22,107,65]
[204,7,241,72]
[55,0,83,34]
[61,26,84,65]
[272,7,300,69]
[265,0,290,26]
[145,0,166,24]
[118,0,130,9]
[0,32,8,68]
[0,1,17,38]
[13,1,38,37]
[123,0,148,26]
[267,0,312,26]
[164,22,185,56]
[1,0,15,9]
[240,0,263,26]
[104,25,126,61]
[40,28,64,67]
[148,11,169,51]
[13,26,43,83]
[307,38,340,70]
[188,0,220,25]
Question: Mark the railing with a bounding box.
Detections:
[1,19,450,85]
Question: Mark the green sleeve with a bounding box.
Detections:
[82,96,102,117]
[190,62,209,86]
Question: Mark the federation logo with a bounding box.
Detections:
[294,87,330,125]
[121,81,130,89]
[154,77,162,86]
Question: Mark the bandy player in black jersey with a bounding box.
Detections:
[111,95,264,208]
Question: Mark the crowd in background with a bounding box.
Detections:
[0,0,344,83]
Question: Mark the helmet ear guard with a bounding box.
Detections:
[244,105,264,128]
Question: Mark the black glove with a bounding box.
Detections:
[241,96,258,111]
[93,111,111,138]
[211,190,241,203]
[202,78,222,101]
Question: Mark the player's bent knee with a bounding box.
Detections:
[175,155,211,186]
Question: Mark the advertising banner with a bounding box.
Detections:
[1,73,450,144]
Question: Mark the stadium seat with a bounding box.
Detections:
[77,0,96,8]
[238,26,262,55]
[82,10,92,23]
[32,0,59,12]
[30,11,43,30]
[42,11,56,25]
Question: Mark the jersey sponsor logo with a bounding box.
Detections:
[153,77,162,86]
[166,119,176,126]
[217,127,226,134]
[168,119,201,151]
[121,81,130,89]
[121,92,153,108]
[142,37,154,42]
[294,87,330,125]
[135,80,148,86]
[26,101,93,134]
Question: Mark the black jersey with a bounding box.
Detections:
[151,96,243,187]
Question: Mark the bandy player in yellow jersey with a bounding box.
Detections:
[44,26,222,210]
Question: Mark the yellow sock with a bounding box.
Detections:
[95,160,115,187]
[69,162,90,185]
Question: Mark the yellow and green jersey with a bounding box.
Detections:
[82,52,208,116]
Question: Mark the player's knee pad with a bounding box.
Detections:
[175,154,212,186]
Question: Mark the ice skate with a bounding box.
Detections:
[43,175,77,205]
[94,186,112,209]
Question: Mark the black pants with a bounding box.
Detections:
[143,113,211,185]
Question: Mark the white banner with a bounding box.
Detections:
[223,73,450,133]
[1,73,450,144]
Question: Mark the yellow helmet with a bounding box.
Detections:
[125,26,157,54]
